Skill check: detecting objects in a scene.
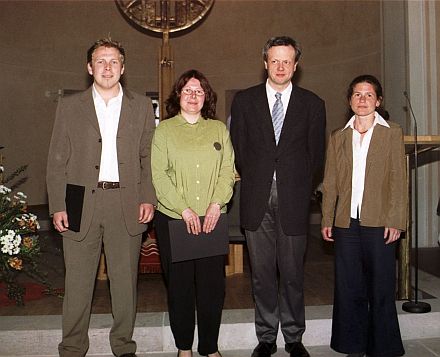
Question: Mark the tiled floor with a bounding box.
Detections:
[34,338,440,356]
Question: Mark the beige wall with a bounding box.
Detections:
[0,0,382,205]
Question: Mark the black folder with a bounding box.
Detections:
[65,183,85,232]
[168,214,229,262]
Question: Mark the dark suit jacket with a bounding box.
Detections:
[46,86,157,241]
[321,121,407,230]
[230,83,326,235]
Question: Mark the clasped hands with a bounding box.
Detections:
[182,203,221,235]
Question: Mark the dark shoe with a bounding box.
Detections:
[251,342,277,357]
[285,342,310,357]
[120,354,137,357]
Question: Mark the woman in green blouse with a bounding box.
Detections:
[151,69,235,357]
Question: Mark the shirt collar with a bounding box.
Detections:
[92,83,123,103]
[175,113,204,126]
[266,80,292,98]
[342,111,390,131]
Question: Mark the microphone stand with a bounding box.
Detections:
[402,91,431,313]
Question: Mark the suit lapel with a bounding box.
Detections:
[79,87,100,134]
[366,125,387,175]
[341,128,353,174]
[254,85,276,147]
[118,89,133,133]
[277,85,298,150]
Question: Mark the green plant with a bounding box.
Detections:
[0,165,48,305]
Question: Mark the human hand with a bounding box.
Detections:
[139,203,155,223]
[182,208,201,235]
[321,226,334,242]
[53,211,69,232]
[384,227,401,244]
[203,203,221,233]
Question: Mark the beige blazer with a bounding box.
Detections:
[46,86,157,241]
[321,120,407,230]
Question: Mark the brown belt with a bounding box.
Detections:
[97,181,120,189]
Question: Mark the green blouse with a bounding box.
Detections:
[151,114,235,219]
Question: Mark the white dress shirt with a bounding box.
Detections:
[266,81,292,180]
[342,112,390,219]
[266,80,292,119]
[92,84,123,182]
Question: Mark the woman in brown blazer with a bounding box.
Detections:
[321,75,406,357]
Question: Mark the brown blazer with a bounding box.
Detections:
[321,120,407,230]
[46,86,157,241]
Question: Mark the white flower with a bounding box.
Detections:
[0,185,11,194]
[0,230,21,255]
[16,192,27,199]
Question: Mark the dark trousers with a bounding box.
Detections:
[154,211,225,355]
[331,219,405,357]
[59,188,141,357]
[245,181,307,344]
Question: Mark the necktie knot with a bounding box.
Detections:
[275,92,282,100]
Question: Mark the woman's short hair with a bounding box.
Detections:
[165,69,217,119]
[346,74,389,120]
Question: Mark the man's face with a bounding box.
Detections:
[264,45,297,91]
[87,46,124,92]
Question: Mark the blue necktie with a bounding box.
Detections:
[272,92,284,145]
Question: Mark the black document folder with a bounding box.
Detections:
[65,183,85,232]
[168,214,229,262]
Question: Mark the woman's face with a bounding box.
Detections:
[349,82,380,118]
[179,78,205,117]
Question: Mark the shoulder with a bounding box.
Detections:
[59,87,92,106]
[292,85,324,105]
[206,118,227,129]
[328,126,350,145]
[123,88,152,104]
[233,83,265,102]
[155,116,179,131]
[377,120,403,138]
[207,119,231,137]
[386,120,402,130]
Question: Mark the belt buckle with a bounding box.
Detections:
[102,181,110,190]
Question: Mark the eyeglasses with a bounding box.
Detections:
[181,88,205,97]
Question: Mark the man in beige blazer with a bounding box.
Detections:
[47,38,156,357]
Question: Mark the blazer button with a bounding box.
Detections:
[98,138,102,143]
[275,158,279,163]
[95,165,99,169]
[92,189,95,194]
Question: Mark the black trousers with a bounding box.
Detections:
[154,211,225,355]
[331,219,405,357]
[245,181,307,344]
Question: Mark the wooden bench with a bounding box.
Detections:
[225,181,246,276]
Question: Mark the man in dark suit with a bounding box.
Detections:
[47,38,156,357]
[230,36,326,357]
